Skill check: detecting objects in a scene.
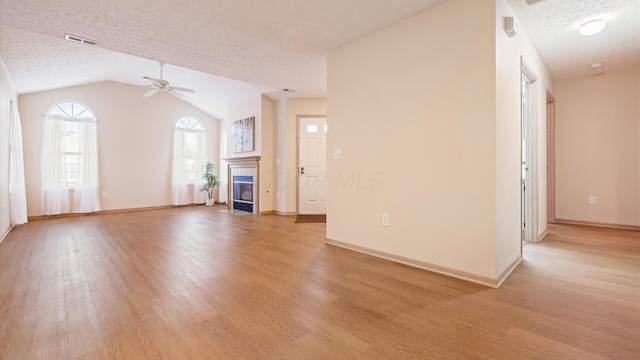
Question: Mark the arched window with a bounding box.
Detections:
[172,115,207,205]
[176,116,204,131]
[42,100,100,215]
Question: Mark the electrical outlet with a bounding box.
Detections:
[382,213,390,227]
[102,192,108,199]
[589,196,596,205]
[333,148,342,160]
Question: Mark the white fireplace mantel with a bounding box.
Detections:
[224,156,261,166]
[224,156,260,214]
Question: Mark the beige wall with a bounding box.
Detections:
[556,65,640,227]
[225,95,276,212]
[327,0,553,283]
[0,60,18,238]
[275,98,326,214]
[226,96,262,159]
[260,95,275,213]
[495,0,554,274]
[19,81,220,217]
[327,0,498,280]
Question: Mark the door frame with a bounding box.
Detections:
[546,91,556,224]
[296,114,327,215]
[521,57,539,249]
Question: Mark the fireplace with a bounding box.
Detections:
[224,156,260,214]
[233,176,254,213]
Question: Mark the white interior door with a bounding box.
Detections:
[298,117,327,214]
[521,62,538,244]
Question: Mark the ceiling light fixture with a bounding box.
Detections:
[589,62,604,68]
[579,19,606,36]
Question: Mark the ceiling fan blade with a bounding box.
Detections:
[143,76,169,87]
[143,76,161,82]
[143,88,159,98]
[168,90,188,101]
[168,86,195,93]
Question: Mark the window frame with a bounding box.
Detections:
[175,115,206,185]
[46,100,97,189]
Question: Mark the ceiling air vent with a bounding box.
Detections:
[517,0,546,7]
[65,34,98,46]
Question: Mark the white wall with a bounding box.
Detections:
[19,81,220,216]
[556,65,640,227]
[328,0,499,281]
[0,60,18,238]
[495,0,554,274]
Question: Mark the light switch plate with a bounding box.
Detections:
[333,148,342,160]
[382,213,390,227]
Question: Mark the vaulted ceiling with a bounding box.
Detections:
[1,0,639,119]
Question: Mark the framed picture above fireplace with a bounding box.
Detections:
[232,116,255,153]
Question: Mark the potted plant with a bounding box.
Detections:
[201,162,220,206]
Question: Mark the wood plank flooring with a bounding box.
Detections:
[1,206,638,359]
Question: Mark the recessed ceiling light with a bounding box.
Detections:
[579,19,606,36]
[589,62,604,68]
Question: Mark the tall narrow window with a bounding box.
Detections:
[172,115,207,205]
[42,101,100,215]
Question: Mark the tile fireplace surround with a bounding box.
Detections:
[224,156,260,214]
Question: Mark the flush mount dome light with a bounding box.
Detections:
[590,62,604,68]
[579,19,606,36]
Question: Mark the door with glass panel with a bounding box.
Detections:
[298,117,327,214]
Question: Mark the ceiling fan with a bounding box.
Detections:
[142,62,195,100]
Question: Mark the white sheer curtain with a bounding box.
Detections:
[218,127,228,204]
[193,131,207,204]
[172,128,208,205]
[41,113,100,215]
[9,100,28,225]
[172,129,190,205]
[41,116,70,215]
[73,119,100,213]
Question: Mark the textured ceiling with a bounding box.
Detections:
[0,0,447,100]
[1,0,639,118]
[509,0,640,80]
[0,26,274,119]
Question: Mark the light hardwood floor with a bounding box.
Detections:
[1,206,638,359]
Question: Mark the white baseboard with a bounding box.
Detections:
[325,238,501,288]
[0,225,14,244]
[495,256,522,288]
[555,218,640,231]
[537,230,548,242]
[276,211,297,216]
[27,204,192,221]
